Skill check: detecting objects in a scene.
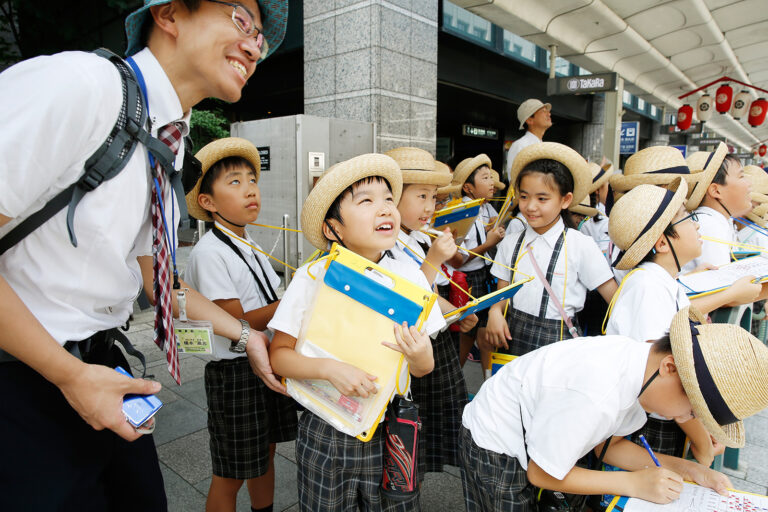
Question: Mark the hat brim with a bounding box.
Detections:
[452,154,492,189]
[613,178,688,270]
[509,142,591,210]
[437,184,462,196]
[670,307,746,448]
[300,154,403,250]
[685,142,728,211]
[401,170,452,186]
[186,137,263,222]
[519,103,551,130]
[590,166,614,193]
[609,172,699,193]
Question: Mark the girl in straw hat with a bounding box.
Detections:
[460,305,766,511]
[484,142,617,357]
[385,147,478,477]
[268,154,446,511]
[604,178,760,475]
[184,137,298,512]
[681,144,755,274]
[448,154,506,371]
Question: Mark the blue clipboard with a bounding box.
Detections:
[443,277,532,322]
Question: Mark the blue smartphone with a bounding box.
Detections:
[116,366,163,428]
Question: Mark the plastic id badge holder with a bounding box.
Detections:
[431,198,484,245]
[487,353,517,376]
[288,244,437,442]
[443,276,532,324]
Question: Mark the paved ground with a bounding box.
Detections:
[128,245,768,510]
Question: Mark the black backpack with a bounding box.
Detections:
[0,48,186,255]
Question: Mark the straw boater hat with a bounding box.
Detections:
[452,154,492,192]
[608,178,688,270]
[609,146,698,202]
[491,170,506,191]
[384,147,451,187]
[436,161,461,197]
[743,165,768,195]
[570,162,610,217]
[300,154,403,250]
[186,137,262,222]
[670,306,768,448]
[746,197,768,227]
[509,142,591,209]
[684,141,729,210]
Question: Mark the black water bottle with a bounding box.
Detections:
[381,395,420,500]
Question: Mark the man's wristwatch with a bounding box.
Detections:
[230,319,250,353]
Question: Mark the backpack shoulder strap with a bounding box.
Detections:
[0,48,174,255]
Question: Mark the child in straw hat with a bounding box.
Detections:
[609,145,699,203]
[448,154,506,370]
[483,143,617,357]
[385,146,478,478]
[460,305,768,511]
[184,137,298,512]
[604,178,760,473]
[736,165,768,250]
[681,143,754,274]
[268,154,445,511]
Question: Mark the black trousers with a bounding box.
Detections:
[0,343,167,511]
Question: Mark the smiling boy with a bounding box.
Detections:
[0,1,287,509]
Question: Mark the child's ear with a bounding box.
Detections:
[462,182,472,195]
[654,235,668,255]
[197,193,217,214]
[707,182,722,200]
[322,219,342,243]
[560,191,574,209]
[659,354,678,377]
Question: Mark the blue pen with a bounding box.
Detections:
[638,435,661,467]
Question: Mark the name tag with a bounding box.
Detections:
[175,319,214,354]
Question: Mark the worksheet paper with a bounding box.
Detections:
[622,483,768,512]
[677,255,768,296]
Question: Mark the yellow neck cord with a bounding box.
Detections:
[601,268,644,334]
[214,225,298,272]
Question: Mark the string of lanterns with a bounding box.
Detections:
[675,76,768,131]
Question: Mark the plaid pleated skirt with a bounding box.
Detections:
[630,415,686,457]
[296,411,421,512]
[411,328,468,475]
[204,357,298,479]
[463,266,492,337]
[459,426,535,512]
[501,307,580,357]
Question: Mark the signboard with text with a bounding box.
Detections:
[547,72,618,96]
[620,121,640,155]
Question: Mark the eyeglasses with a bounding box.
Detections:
[207,0,269,57]
[671,212,699,227]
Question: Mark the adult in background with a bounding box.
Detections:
[504,98,552,181]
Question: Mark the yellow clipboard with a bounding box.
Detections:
[431,198,484,245]
[288,243,437,441]
[486,352,517,376]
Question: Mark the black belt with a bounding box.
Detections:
[1,327,148,378]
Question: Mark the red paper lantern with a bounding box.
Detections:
[749,98,768,127]
[760,145,767,157]
[677,104,693,131]
[697,94,713,123]
[732,91,750,119]
[715,83,733,114]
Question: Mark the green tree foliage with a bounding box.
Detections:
[190,106,231,153]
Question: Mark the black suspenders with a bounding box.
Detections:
[212,229,278,305]
[509,230,568,319]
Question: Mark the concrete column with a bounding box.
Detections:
[303,1,439,155]
[602,77,624,167]
[581,93,605,161]
[647,120,670,148]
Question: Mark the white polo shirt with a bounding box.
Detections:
[491,219,614,319]
[605,262,690,342]
[184,224,282,360]
[737,224,768,249]
[0,48,188,344]
[462,336,650,480]
[504,131,542,182]
[268,252,446,344]
[682,206,735,274]
[459,197,497,272]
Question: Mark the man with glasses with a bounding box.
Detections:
[0,1,287,509]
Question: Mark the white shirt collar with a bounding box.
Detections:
[131,48,190,136]
[523,217,565,249]
[637,261,679,289]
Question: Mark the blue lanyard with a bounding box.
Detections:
[400,240,423,266]
[126,56,179,286]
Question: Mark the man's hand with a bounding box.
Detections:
[246,331,287,395]
[58,363,162,441]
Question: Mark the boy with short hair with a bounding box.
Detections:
[268,154,446,511]
[460,305,768,511]
[0,1,287,508]
[184,138,297,512]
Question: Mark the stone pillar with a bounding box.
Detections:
[581,93,605,161]
[602,77,624,168]
[303,1,438,155]
[646,121,670,148]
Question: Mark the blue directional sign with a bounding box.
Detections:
[620,121,640,155]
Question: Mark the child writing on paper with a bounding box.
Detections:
[483,143,617,356]
[385,146,477,477]
[183,138,297,512]
[605,178,760,476]
[268,154,445,511]
[460,305,768,511]
[447,155,505,370]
